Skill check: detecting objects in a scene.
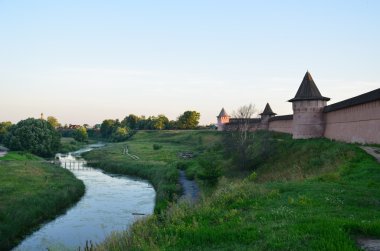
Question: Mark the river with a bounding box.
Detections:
[14,144,156,251]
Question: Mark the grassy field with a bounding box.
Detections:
[0,151,85,250]
[83,130,221,212]
[90,131,380,250]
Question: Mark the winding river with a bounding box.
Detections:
[14,144,156,251]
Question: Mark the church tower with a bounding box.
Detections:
[216,108,230,131]
[289,71,330,139]
[259,103,276,130]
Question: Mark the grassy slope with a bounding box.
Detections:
[60,137,95,153]
[0,152,85,250]
[97,131,380,250]
[83,130,220,212]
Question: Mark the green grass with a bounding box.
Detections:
[83,130,221,212]
[0,152,85,250]
[59,137,92,153]
[95,131,380,250]
[0,151,41,161]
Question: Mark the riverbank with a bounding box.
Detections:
[59,137,98,153]
[0,152,85,250]
[82,130,221,212]
[94,131,380,250]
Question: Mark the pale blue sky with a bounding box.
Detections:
[1,0,379,125]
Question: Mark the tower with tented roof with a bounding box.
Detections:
[259,103,276,129]
[288,71,330,139]
[216,108,230,131]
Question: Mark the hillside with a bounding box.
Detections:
[0,152,85,250]
[83,130,221,212]
[84,130,380,250]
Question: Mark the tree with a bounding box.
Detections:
[198,150,222,185]
[167,120,178,130]
[224,104,257,169]
[100,119,116,138]
[47,116,61,128]
[151,115,169,130]
[0,121,12,143]
[111,127,129,142]
[4,118,61,157]
[74,126,88,142]
[122,114,140,129]
[177,111,200,129]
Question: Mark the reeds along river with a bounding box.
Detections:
[13,144,156,251]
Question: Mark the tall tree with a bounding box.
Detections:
[47,116,61,128]
[224,104,257,169]
[122,114,140,129]
[74,126,88,142]
[151,115,169,130]
[177,111,200,129]
[100,119,116,138]
[0,121,12,143]
[4,118,61,157]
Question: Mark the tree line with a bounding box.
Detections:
[0,110,201,157]
[99,111,201,141]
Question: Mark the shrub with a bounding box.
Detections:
[198,150,222,185]
[153,144,163,150]
[4,118,61,157]
[73,127,88,142]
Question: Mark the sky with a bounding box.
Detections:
[1,0,379,125]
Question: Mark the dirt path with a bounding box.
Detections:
[0,146,8,158]
[178,170,199,204]
[357,238,380,251]
[361,146,380,163]
[357,146,380,251]
[123,145,140,160]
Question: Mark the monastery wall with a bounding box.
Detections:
[268,115,293,134]
[323,99,380,144]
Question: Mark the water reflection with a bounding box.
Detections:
[14,147,155,251]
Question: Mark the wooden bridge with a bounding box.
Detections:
[53,160,99,171]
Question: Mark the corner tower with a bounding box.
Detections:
[259,103,276,130]
[288,72,330,139]
[217,108,230,131]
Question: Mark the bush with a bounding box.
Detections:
[4,118,61,157]
[111,127,130,142]
[73,127,88,142]
[153,144,163,150]
[198,150,222,185]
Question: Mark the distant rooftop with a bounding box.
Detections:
[228,118,261,124]
[217,108,229,117]
[289,71,330,102]
[259,103,276,116]
[324,88,380,113]
[268,114,293,122]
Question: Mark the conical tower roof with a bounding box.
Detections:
[259,103,276,116]
[217,108,229,117]
[288,71,330,102]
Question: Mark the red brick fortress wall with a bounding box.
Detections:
[268,115,293,134]
[324,99,380,144]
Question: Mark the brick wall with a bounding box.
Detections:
[324,100,380,144]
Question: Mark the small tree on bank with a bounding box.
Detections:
[74,126,88,142]
[224,104,257,169]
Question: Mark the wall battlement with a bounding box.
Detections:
[218,72,380,144]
